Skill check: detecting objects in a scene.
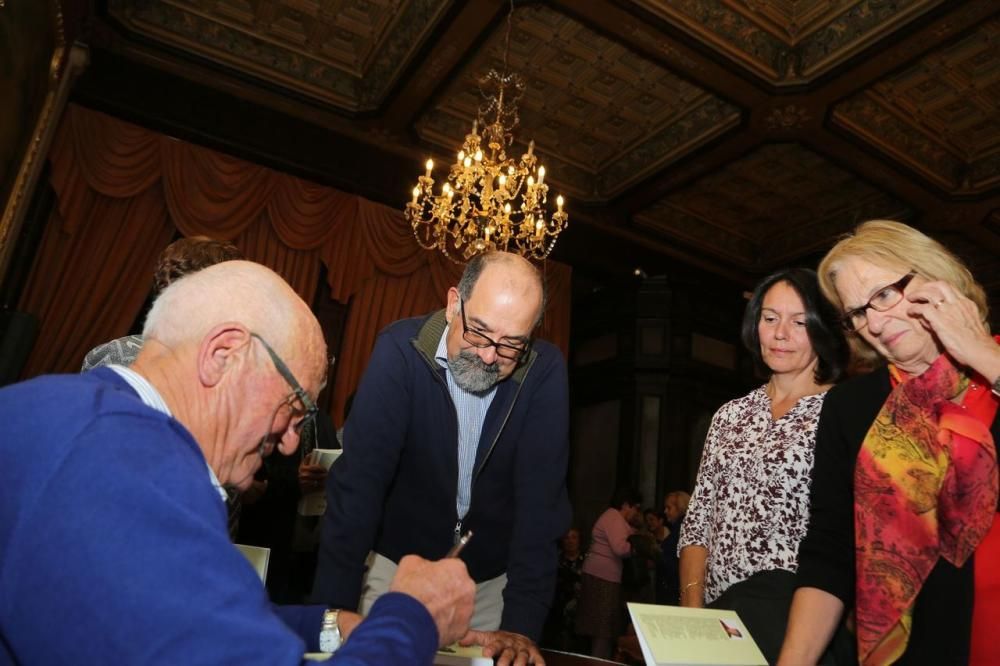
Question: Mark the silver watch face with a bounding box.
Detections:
[319,610,341,653]
[319,629,340,653]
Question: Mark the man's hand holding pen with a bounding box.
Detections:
[389,555,476,647]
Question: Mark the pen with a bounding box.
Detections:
[446,530,473,558]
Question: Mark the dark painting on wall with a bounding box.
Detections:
[0,0,59,225]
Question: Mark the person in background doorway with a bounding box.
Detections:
[575,487,642,659]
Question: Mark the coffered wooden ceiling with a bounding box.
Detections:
[82,0,999,295]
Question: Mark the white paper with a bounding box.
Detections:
[234,543,270,583]
[434,643,493,665]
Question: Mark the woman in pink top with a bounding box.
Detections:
[574,487,642,658]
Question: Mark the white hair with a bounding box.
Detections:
[143,260,300,354]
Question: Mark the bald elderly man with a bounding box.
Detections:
[0,261,474,664]
[314,252,571,666]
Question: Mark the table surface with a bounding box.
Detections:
[541,649,626,666]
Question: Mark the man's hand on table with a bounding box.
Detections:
[459,630,545,666]
[389,555,476,646]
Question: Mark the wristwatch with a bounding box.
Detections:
[992,374,1000,398]
[319,609,342,653]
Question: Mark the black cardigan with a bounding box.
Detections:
[796,366,1000,665]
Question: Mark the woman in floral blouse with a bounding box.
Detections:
[678,267,847,663]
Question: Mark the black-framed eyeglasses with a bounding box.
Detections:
[458,298,531,362]
[250,332,318,434]
[840,271,917,333]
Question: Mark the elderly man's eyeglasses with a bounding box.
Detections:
[458,299,530,362]
[841,271,917,332]
[250,332,318,434]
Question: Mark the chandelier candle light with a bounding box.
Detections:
[405,3,568,263]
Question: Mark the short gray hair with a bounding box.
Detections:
[457,252,548,328]
[143,261,297,352]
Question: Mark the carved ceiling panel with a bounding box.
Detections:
[630,0,946,84]
[95,0,1000,280]
[634,143,912,269]
[107,0,449,111]
[832,16,1000,194]
[414,4,741,200]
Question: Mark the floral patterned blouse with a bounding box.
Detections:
[678,385,827,603]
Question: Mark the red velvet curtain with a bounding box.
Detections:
[18,105,572,424]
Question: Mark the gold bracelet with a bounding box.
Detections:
[681,580,703,593]
[679,580,704,603]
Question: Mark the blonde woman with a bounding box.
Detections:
[779,221,1000,666]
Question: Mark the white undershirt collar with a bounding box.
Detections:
[108,365,228,503]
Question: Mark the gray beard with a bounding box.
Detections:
[448,349,500,393]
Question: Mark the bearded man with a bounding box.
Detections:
[313,251,570,666]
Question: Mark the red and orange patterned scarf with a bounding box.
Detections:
[855,353,999,665]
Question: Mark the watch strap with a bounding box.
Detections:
[319,609,342,653]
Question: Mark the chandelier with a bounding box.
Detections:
[405,2,568,263]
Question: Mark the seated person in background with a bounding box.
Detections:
[0,261,475,664]
[81,235,242,370]
[679,267,848,664]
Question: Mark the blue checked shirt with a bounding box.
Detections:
[435,329,497,520]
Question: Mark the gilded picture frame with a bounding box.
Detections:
[0,0,67,280]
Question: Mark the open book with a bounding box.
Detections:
[434,643,493,665]
[627,603,767,666]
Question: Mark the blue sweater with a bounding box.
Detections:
[0,369,438,665]
[313,310,571,639]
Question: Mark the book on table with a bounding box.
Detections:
[434,643,493,665]
[627,602,767,666]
